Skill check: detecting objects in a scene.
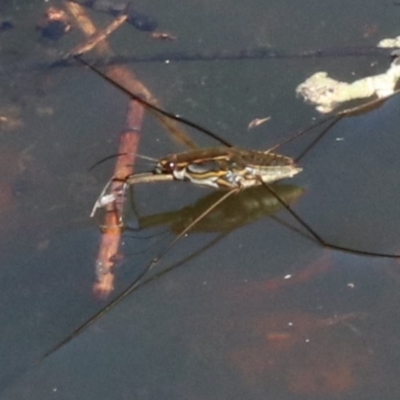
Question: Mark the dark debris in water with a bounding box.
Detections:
[36,7,71,41]
[73,0,158,31]
[0,20,14,32]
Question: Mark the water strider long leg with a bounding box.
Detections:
[294,116,343,163]
[41,190,237,361]
[294,87,400,162]
[261,180,400,258]
[75,55,233,148]
[40,229,232,361]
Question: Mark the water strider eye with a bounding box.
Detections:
[167,161,176,172]
[156,160,176,174]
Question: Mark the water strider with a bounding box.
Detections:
[81,55,400,256]
[41,56,400,360]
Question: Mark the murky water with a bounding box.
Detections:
[1,0,400,399]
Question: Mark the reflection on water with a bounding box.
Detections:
[137,184,304,234]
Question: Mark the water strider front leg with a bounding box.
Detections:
[92,173,175,228]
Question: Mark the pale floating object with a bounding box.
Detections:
[247,116,271,130]
[296,55,400,113]
[378,35,400,48]
[150,32,177,41]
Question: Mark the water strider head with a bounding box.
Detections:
[155,146,302,190]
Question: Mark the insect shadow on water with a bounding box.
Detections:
[41,55,400,361]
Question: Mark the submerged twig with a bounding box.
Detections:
[65,14,127,59]
[65,2,147,298]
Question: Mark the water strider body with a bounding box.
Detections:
[95,139,302,216]
[148,147,301,190]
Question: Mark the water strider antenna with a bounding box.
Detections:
[89,152,158,171]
